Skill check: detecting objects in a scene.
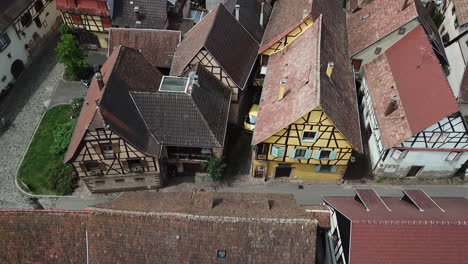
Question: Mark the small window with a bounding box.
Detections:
[392,149,408,160]
[101,17,111,27]
[295,149,307,158]
[455,18,459,29]
[217,250,227,260]
[85,161,99,171]
[135,177,145,182]
[374,47,382,55]
[115,179,124,183]
[398,27,406,35]
[271,146,286,158]
[34,16,42,28]
[383,164,399,173]
[302,131,318,142]
[72,14,83,25]
[1,76,6,82]
[446,151,462,161]
[452,6,456,15]
[128,159,144,172]
[97,1,108,9]
[100,143,114,159]
[314,150,337,160]
[34,0,44,13]
[20,12,33,27]
[384,98,398,116]
[320,150,331,159]
[429,132,449,143]
[315,165,337,173]
[95,180,105,185]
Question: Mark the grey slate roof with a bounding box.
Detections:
[112,0,167,29]
[0,0,33,33]
[223,0,272,43]
[131,65,231,148]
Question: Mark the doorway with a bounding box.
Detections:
[275,164,292,178]
[406,166,423,177]
[11,60,24,79]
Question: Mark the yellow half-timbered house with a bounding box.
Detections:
[252,10,362,181]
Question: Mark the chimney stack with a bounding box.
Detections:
[326,62,334,78]
[134,6,141,23]
[95,72,104,90]
[235,4,240,21]
[260,2,264,27]
[278,79,286,101]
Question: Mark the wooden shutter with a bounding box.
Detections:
[121,160,129,170]
[289,148,297,158]
[92,144,102,155]
[271,146,285,158]
[314,150,321,159]
[305,150,312,159]
[331,165,338,173]
[112,142,121,153]
[79,162,87,172]
[314,165,321,172]
[329,151,337,160]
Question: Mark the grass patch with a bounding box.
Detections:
[18,104,77,195]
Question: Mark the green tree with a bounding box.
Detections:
[203,156,226,181]
[50,120,76,155]
[59,24,73,36]
[56,33,89,80]
[46,160,77,195]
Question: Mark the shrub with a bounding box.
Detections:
[46,161,77,195]
[50,121,76,155]
[59,24,73,36]
[203,156,226,181]
[70,97,84,119]
[56,33,89,80]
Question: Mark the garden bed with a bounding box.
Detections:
[18,104,78,195]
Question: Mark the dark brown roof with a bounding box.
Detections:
[223,0,272,42]
[0,210,89,263]
[170,4,259,89]
[363,26,459,149]
[131,65,231,148]
[0,0,33,33]
[112,0,167,29]
[253,2,362,152]
[65,46,162,162]
[0,192,320,263]
[108,28,181,68]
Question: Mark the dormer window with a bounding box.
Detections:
[384,97,398,116]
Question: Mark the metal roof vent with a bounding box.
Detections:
[361,14,370,20]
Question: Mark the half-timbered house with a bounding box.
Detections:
[65,46,230,192]
[0,0,60,94]
[251,10,362,181]
[56,0,111,48]
[360,25,468,178]
[170,3,259,123]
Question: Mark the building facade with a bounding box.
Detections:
[0,0,60,93]
[438,0,468,43]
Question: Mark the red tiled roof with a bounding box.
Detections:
[323,189,468,264]
[453,0,468,25]
[363,25,459,149]
[347,0,418,56]
[56,0,110,16]
[108,28,181,69]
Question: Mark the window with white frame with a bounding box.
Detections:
[314,150,337,160]
[0,33,11,51]
[294,149,307,158]
[301,131,318,142]
[392,149,408,160]
[446,151,462,161]
[315,165,337,173]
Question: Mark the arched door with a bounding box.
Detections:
[11,60,24,80]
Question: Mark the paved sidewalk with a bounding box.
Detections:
[48,80,84,108]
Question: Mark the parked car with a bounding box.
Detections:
[243,104,259,132]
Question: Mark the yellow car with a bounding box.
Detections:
[243,104,259,132]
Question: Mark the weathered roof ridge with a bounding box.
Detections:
[352,219,468,225]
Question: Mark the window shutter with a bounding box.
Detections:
[314,150,321,159]
[271,147,279,157]
[400,150,409,159]
[305,150,312,159]
[79,162,87,172]
[331,165,338,173]
[271,146,285,158]
[277,147,285,157]
[289,148,297,158]
[314,165,321,172]
[98,162,106,171]
[92,144,102,155]
[112,142,121,153]
[329,151,337,160]
[121,160,129,170]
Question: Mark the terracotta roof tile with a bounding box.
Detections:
[347,0,418,56]
[112,0,167,29]
[56,0,110,18]
[108,28,181,68]
[170,4,259,89]
[453,0,468,25]
[363,26,459,149]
